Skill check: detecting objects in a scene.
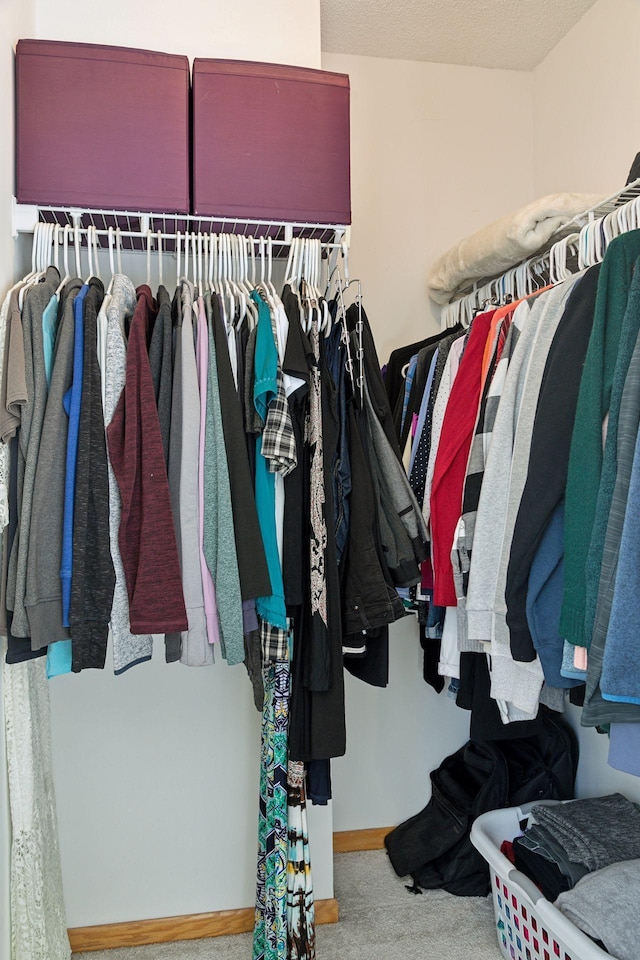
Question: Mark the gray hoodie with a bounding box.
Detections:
[24,278,81,648]
[7,267,60,638]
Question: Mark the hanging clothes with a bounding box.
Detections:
[389,212,640,742]
[0,230,433,960]
[203,291,244,665]
[103,276,153,675]
[561,231,640,647]
[106,285,187,636]
[69,276,115,671]
[167,279,212,667]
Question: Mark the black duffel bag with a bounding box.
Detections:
[384,707,578,896]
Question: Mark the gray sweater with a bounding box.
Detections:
[7,267,60,638]
[168,281,212,667]
[24,279,81,648]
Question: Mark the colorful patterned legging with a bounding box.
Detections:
[253,659,316,960]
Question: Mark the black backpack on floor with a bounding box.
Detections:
[384,707,578,896]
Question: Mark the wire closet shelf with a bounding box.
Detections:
[441,177,640,327]
[11,198,350,255]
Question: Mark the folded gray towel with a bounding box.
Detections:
[556,858,640,960]
[533,794,640,872]
[519,825,588,888]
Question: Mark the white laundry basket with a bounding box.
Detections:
[471,802,610,960]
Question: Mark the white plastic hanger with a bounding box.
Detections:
[248,236,257,288]
[42,223,54,273]
[197,232,203,298]
[266,236,276,299]
[617,199,631,235]
[22,221,41,290]
[212,233,219,294]
[185,231,191,286]
[228,235,243,325]
[35,222,47,274]
[93,226,102,282]
[314,239,331,336]
[236,236,256,325]
[218,234,233,329]
[107,226,116,294]
[602,210,618,249]
[72,222,81,278]
[84,225,94,283]
[190,232,197,289]
[115,227,123,275]
[184,230,191,287]
[53,223,61,274]
[157,229,164,289]
[204,233,211,293]
[55,224,72,297]
[146,229,153,287]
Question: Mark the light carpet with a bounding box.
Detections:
[73,849,502,959]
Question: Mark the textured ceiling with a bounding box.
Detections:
[320,0,597,71]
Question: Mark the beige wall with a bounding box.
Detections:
[322,52,534,360]
[36,0,322,67]
[533,0,640,196]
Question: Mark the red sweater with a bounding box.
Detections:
[106,286,188,634]
[430,312,493,607]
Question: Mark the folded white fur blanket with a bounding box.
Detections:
[427,192,607,304]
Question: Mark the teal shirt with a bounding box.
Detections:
[42,292,59,388]
[252,292,287,630]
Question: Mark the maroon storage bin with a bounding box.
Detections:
[192,59,351,224]
[15,39,190,213]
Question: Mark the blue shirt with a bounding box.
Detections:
[409,349,438,475]
[400,353,418,436]
[60,283,88,627]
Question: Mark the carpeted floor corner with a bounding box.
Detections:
[73,849,502,959]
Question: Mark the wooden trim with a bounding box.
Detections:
[333,826,392,853]
[68,898,339,954]
[67,828,389,952]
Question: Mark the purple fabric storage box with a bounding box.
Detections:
[192,59,351,224]
[16,39,190,213]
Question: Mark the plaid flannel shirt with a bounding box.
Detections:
[451,300,529,651]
